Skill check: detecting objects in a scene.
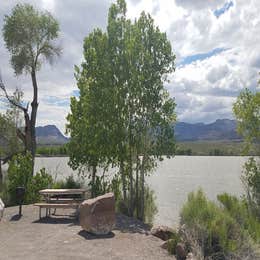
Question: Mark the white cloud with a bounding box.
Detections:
[0,0,259,132]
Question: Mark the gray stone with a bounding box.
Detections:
[0,198,4,221]
[186,252,194,260]
[176,242,186,260]
[79,192,115,235]
[151,225,175,241]
[161,240,168,249]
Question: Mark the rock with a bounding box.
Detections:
[79,192,115,235]
[186,252,194,260]
[176,242,186,260]
[161,241,168,250]
[0,198,4,221]
[151,225,175,241]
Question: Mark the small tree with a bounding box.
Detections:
[233,88,260,154]
[67,0,176,221]
[233,80,260,218]
[1,4,61,173]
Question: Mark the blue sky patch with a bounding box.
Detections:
[179,48,227,66]
[214,1,234,18]
[72,90,80,97]
[44,96,70,107]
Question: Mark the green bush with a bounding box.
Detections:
[116,182,158,226]
[26,168,53,203]
[218,193,260,242]
[242,157,260,218]
[143,184,158,225]
[6,153,53,205]
[166,232,181,255]
[7,152,33,205]
[52,175,82,189]
[180,189,247,258]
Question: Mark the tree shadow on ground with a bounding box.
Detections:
[31,213,151,235]
[32,215,79,226]
[10,214,22,221]
[78,230,115,240]
[113,214,150,235]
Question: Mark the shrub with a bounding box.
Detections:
[7,152,33,205]
[180,189,248,258]
[109,174,157,226]
[242,157,260,218]
[166,231,181,255]
[26,168,53,203]
[52,175,82,189]
[143,184,158,225]
[218,193,260,243]
[6,153,53,205]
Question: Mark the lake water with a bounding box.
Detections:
[3,156,248,227]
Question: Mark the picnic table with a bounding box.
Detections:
[34,189,87,219]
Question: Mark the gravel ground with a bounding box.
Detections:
[0,205,175,260]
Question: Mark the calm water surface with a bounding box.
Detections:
[147,156,246,226]
[4,156,247,226]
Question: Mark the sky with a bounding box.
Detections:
[0,0,259,134]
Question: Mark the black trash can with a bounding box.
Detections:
[16,187,26,216]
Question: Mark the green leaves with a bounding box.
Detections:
[3,3,60,74]
[233,88,260,154]
[67,0,176,211]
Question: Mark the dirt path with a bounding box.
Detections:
[0,205,175,260]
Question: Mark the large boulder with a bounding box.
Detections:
[0,198,4,221]
[79,192,115,235]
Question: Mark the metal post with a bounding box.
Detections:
[16,187,25,217]
[19,204,22,217]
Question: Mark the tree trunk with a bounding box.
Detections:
[120,160,127,202]
[135,155,140,219]
[140,155,145,221]
[0,159,2,185]
[129,150,133,217]
[91,165,97,198]
[30,69,39,175]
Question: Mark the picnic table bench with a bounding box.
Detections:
[34,189,87,219]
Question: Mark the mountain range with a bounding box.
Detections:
[35,119,241,145]
[174,119,240,141]
[36,125,69,145]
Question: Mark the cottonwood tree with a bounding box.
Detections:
[0,113,20,183]
[67,0,176,220]
[233,88,260,153]
[0,89,24,183]
[67,29,113,197]
[107,0,176,218]
[233,80,260,217]
[1,4,61,173]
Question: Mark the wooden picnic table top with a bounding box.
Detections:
[39,189,87,195]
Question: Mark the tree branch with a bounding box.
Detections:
[0,74,28,113]
[16,128,26,146]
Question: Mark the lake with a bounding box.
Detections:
[3,156,248,227]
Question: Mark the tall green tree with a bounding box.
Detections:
[67,0,176,220]
[1,4,61,173]
[67,29,113,197]
[233,80,260,218]
[106,0,176,218]
[233,88,260,154]
[0,114,18,183]
[0,89,24,183]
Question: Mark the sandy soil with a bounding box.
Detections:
[0,205,175,260]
